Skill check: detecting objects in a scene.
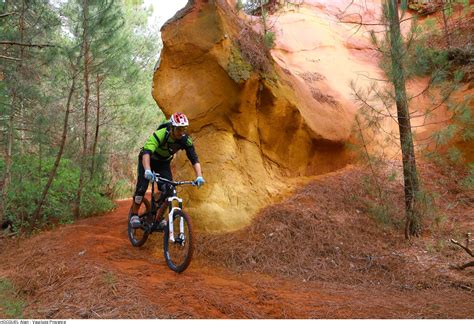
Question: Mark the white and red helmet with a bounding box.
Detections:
[170,112,189,127]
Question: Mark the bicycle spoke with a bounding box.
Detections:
[164,210,193,273]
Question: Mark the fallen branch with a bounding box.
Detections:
[451,233,473,257]
[0,55,21,61]
[450,261,474,270]
[450,233,473,270]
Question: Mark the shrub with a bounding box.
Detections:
[3,155,115,231]
[0,278,25,318]
[263,31,275,49]
[227,46,253,83]
[236,0,244,11]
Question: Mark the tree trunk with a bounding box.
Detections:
[386,0,421,238]
[74,0,90,219]
[0,0,26,224]
[30,66,79,227]
[441,1,452,49]
[0,93,15,224]
[90,74,102,180]
[259,0,268,34]
[18,0,26,155]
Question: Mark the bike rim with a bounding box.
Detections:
[166,213,192,269]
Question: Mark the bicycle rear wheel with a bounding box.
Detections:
[163,209,194,273]
[128,197,151,247]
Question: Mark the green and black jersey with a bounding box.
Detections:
[141,126,199,165]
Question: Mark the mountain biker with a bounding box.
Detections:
[130,112,205,228]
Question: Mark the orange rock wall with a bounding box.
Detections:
[151,0,380,232]
[154,0,474,233]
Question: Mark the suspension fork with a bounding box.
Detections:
[167,196,183,243]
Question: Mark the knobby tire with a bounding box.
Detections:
[163,209,194,273]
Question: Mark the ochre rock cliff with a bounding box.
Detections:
[152,0,474,232]
[151,0,386,232]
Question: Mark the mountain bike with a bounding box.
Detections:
[128,172,196,273]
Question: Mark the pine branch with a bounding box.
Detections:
[0,55,21,61]
[355,116,384,199]
[355,72,390,83]
[0,12,17,19]
[409,85,456,118]
[0,41,55,48]
[353,85,399,123]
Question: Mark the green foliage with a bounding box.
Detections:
[0,0,162,234]
[400,0,408,12]
[103,271,117,287]
[411,45,449,79]
[378,15,451,80]
[79,181,115,218]
[111,179,133,199]
[433,124,458,146]
[425,239,447,253]
[352,0,472,239]
[263,31,276,49]
[236,0,244,11]
[367,202,392,227]
[0,278,25,318]
[415,189,440,223]
[360,174,401,229]
[461,163,474,190]
[427,95,473,169]
[446,147,462,163]
[3,155,114,230]
[227,46,253,83]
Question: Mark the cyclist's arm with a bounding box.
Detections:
[193,162,202,178]
[183,136,199,165]
[183,136,202,177]
[142,153,151,170]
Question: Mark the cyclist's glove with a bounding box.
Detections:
[195,176,205,189]
[144,169,155,181]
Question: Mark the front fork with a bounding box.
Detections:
[167,196,184,243]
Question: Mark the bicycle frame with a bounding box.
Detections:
[149,173,194,241]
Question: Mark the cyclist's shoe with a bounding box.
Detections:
[130,215,141,229]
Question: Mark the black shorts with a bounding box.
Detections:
[133,153,172,198]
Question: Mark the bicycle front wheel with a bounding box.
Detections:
[163,209,194,273]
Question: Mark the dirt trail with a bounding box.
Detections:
[0,194,473,319]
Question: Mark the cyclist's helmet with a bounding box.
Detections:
[170,112,189,127]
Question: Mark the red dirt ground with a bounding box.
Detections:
[0,163,473,319]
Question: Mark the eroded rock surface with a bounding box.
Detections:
[152,0,384,232]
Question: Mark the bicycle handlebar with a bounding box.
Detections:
[152,172,196,187]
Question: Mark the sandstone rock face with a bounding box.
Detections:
[152,0,473,232]
[153,0,444,232]
[152,0,384,232]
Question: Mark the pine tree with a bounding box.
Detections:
[385,0,421,238]
[0,0,60,225]
[351,0,472,238]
